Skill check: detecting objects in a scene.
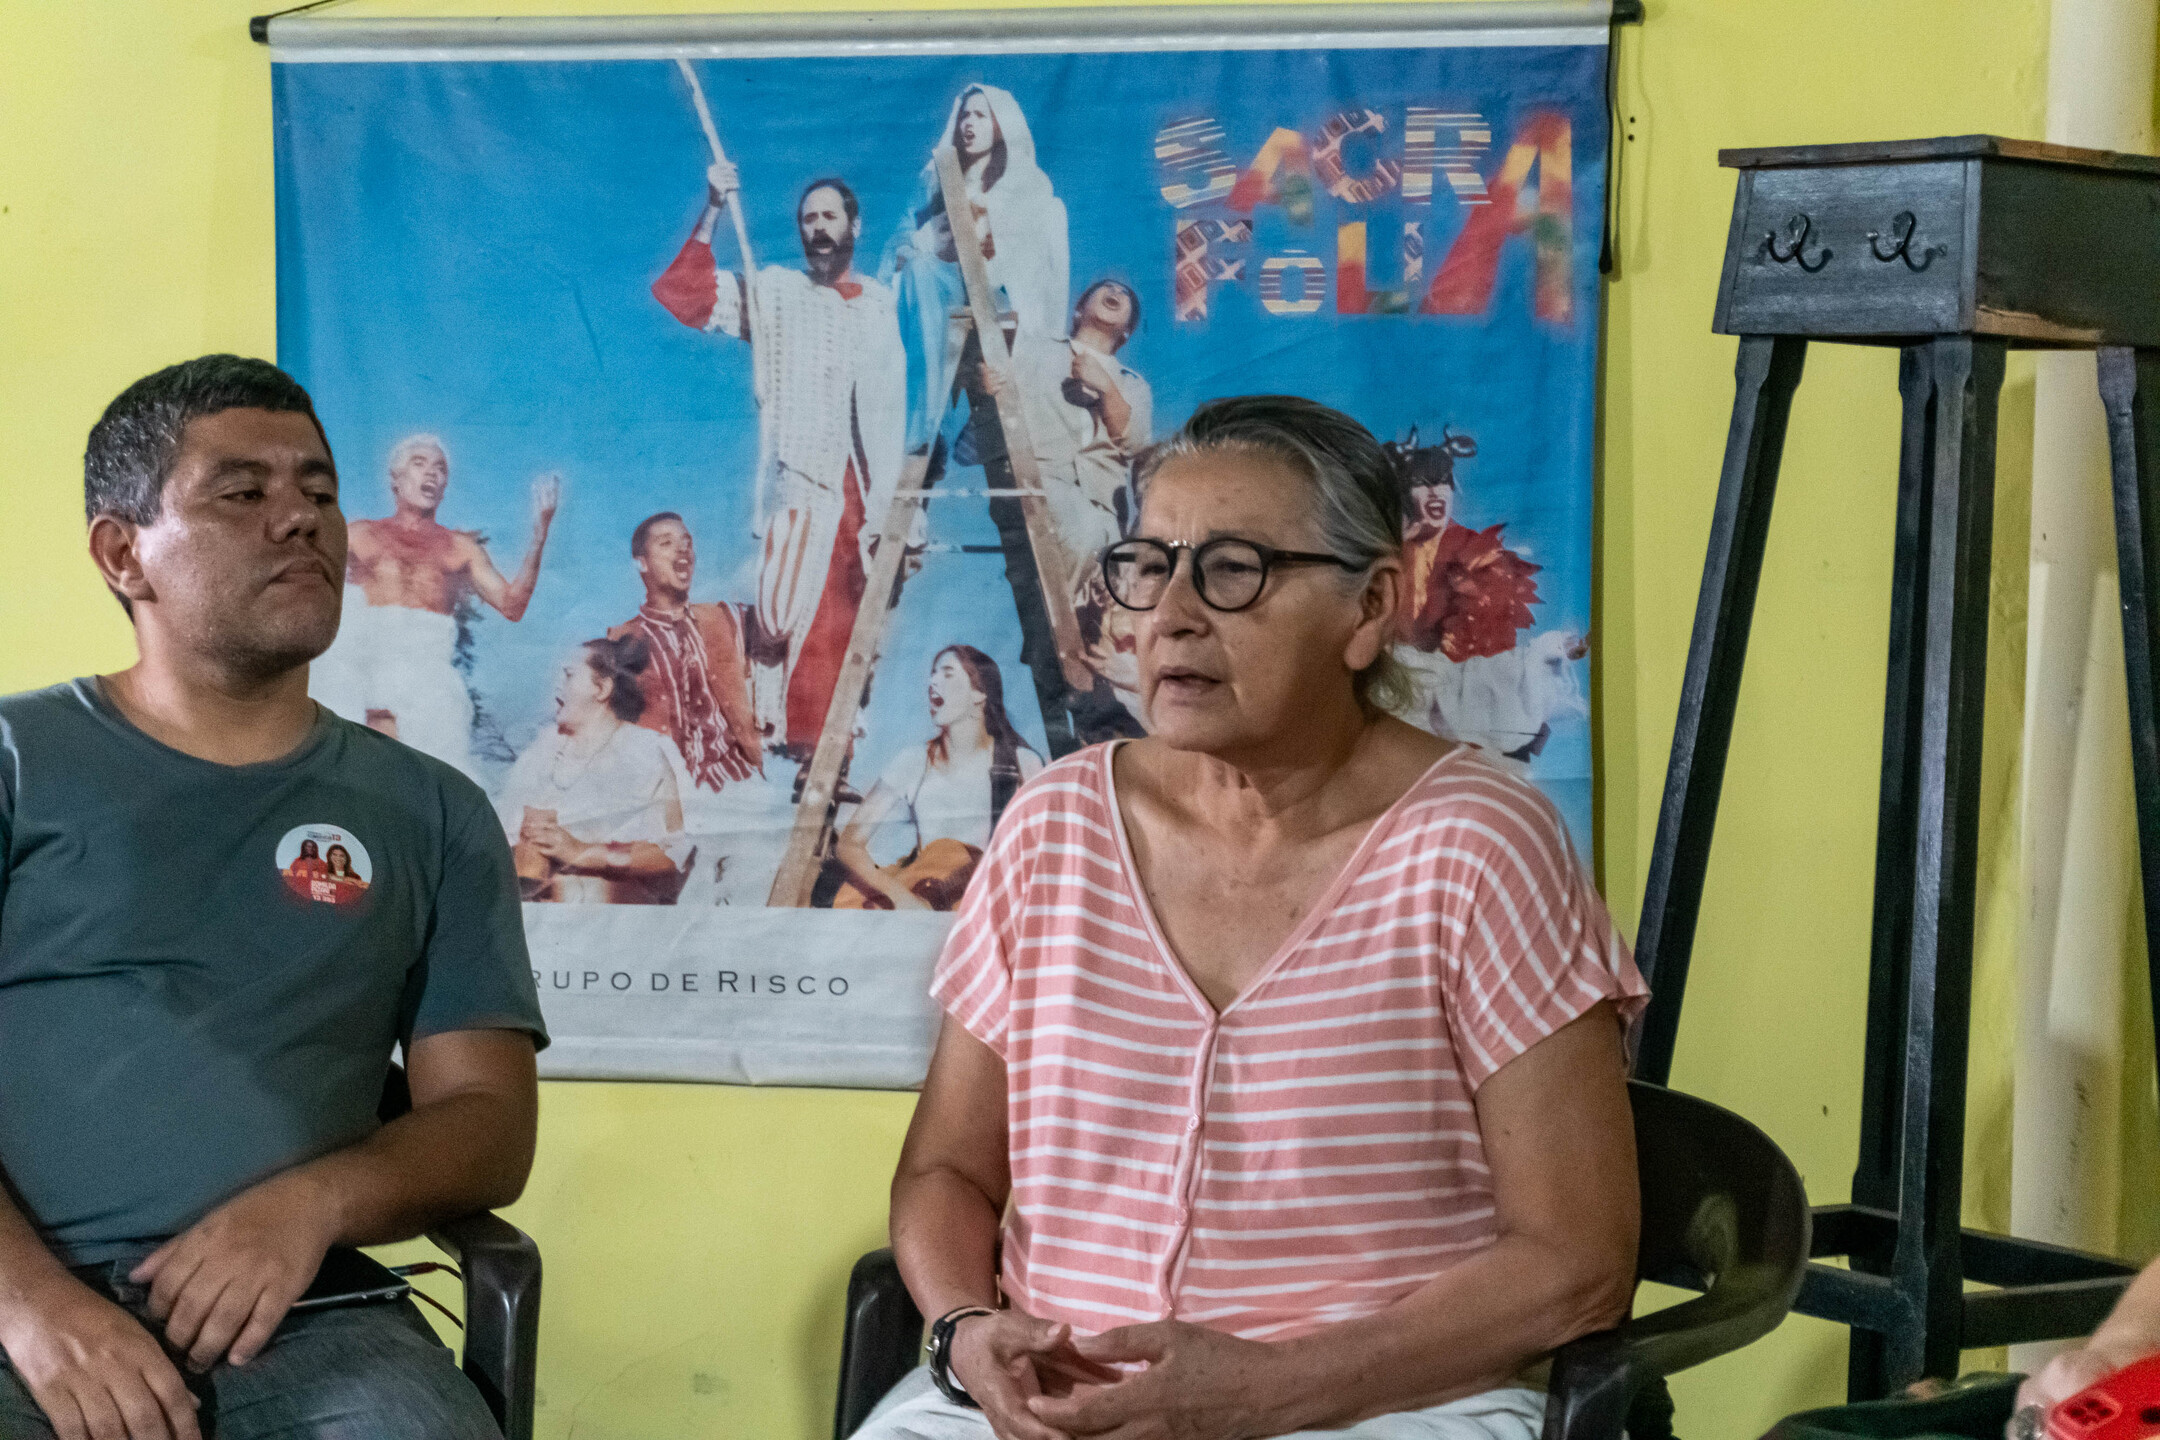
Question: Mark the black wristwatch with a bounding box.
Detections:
[928,1304,998,1409]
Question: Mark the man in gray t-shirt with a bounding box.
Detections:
[0,356,548,1440]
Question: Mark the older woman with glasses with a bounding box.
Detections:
[865,396,1647,1440]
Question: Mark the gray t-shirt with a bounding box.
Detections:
[0,679,548,1264]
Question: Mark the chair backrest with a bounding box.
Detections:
[1623,1078,1812,1375]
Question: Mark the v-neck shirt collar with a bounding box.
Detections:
[1101,739,1468,1019]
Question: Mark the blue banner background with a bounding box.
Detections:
[275,41,1605,853]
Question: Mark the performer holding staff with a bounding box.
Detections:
[651,62,908,760]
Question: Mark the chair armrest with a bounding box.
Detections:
[1541,1260,1805,1440]
[429,1211,541,1440]
[1542,1328,1639,1440]
[835,1249,925,1440]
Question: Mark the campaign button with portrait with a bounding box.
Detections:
[276,823,374,908]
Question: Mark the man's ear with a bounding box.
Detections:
[850,215,863,242]
[88,514,154,613]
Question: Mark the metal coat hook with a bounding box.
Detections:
[1765,212,1831,272]
[1867,211,1946,271]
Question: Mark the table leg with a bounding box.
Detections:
[1845,343,1938,1397]
[1880,335,2006,1390]
[2098,346,2160,1116]
[1633,335,1808,1084]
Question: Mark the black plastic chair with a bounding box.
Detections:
[834,1080,1810,1440]
[378,1064,542,1440]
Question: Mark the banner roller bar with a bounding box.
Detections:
[253,1,1642,50]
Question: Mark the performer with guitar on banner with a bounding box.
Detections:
[828,644,1041,910]
[651,62,908,762]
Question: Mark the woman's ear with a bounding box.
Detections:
[1343,558,1403,674]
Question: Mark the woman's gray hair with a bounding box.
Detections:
[1138,395,1417,714]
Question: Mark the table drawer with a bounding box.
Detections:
[1717,161,1970,337]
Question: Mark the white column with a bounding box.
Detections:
[2010,0,2156,1374]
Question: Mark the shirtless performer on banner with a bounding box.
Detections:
[652,168,907,760]
[310,434,559,775]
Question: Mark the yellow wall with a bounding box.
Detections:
[0,1,2124,1437]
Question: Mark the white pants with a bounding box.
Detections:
[854,1367,1547,1440]
[310,589,474,775]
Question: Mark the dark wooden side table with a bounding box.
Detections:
[1630,136,2160,1397]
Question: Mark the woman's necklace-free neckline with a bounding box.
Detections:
[549,722,623,791]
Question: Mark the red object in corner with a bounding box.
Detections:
[2051,1354,2160,1440]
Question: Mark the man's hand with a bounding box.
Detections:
[949,1310,1116,1440]
[1028,1321,1282,1440]
[531,473,561,529]
[0,1276,200,1440]
[1069,348,1117,399]
[707,159,740,206]
[129,1171,337,1374]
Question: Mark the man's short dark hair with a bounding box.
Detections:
[798,177,860,225]
[84,355,326,528]
[631,510,687,559]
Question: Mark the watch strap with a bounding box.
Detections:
[928,1305,998,1409]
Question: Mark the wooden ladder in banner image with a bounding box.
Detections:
[766,147,1090,907]
[766,442,935,908]
[933,147,1094,699]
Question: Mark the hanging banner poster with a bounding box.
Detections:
[271,9,1610,1087]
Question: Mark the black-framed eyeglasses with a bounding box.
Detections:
[1098,537,1364,614]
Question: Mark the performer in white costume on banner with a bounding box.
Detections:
[497,637,694,905]
[654,170,908,758]
[978,277,1151,571]
[310,434,559,775]
[976,277,1153,736]
[882,84,1071,451]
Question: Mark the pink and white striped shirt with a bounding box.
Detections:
[930,742,1646,1342]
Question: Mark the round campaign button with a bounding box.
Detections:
[276,823,374,908]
